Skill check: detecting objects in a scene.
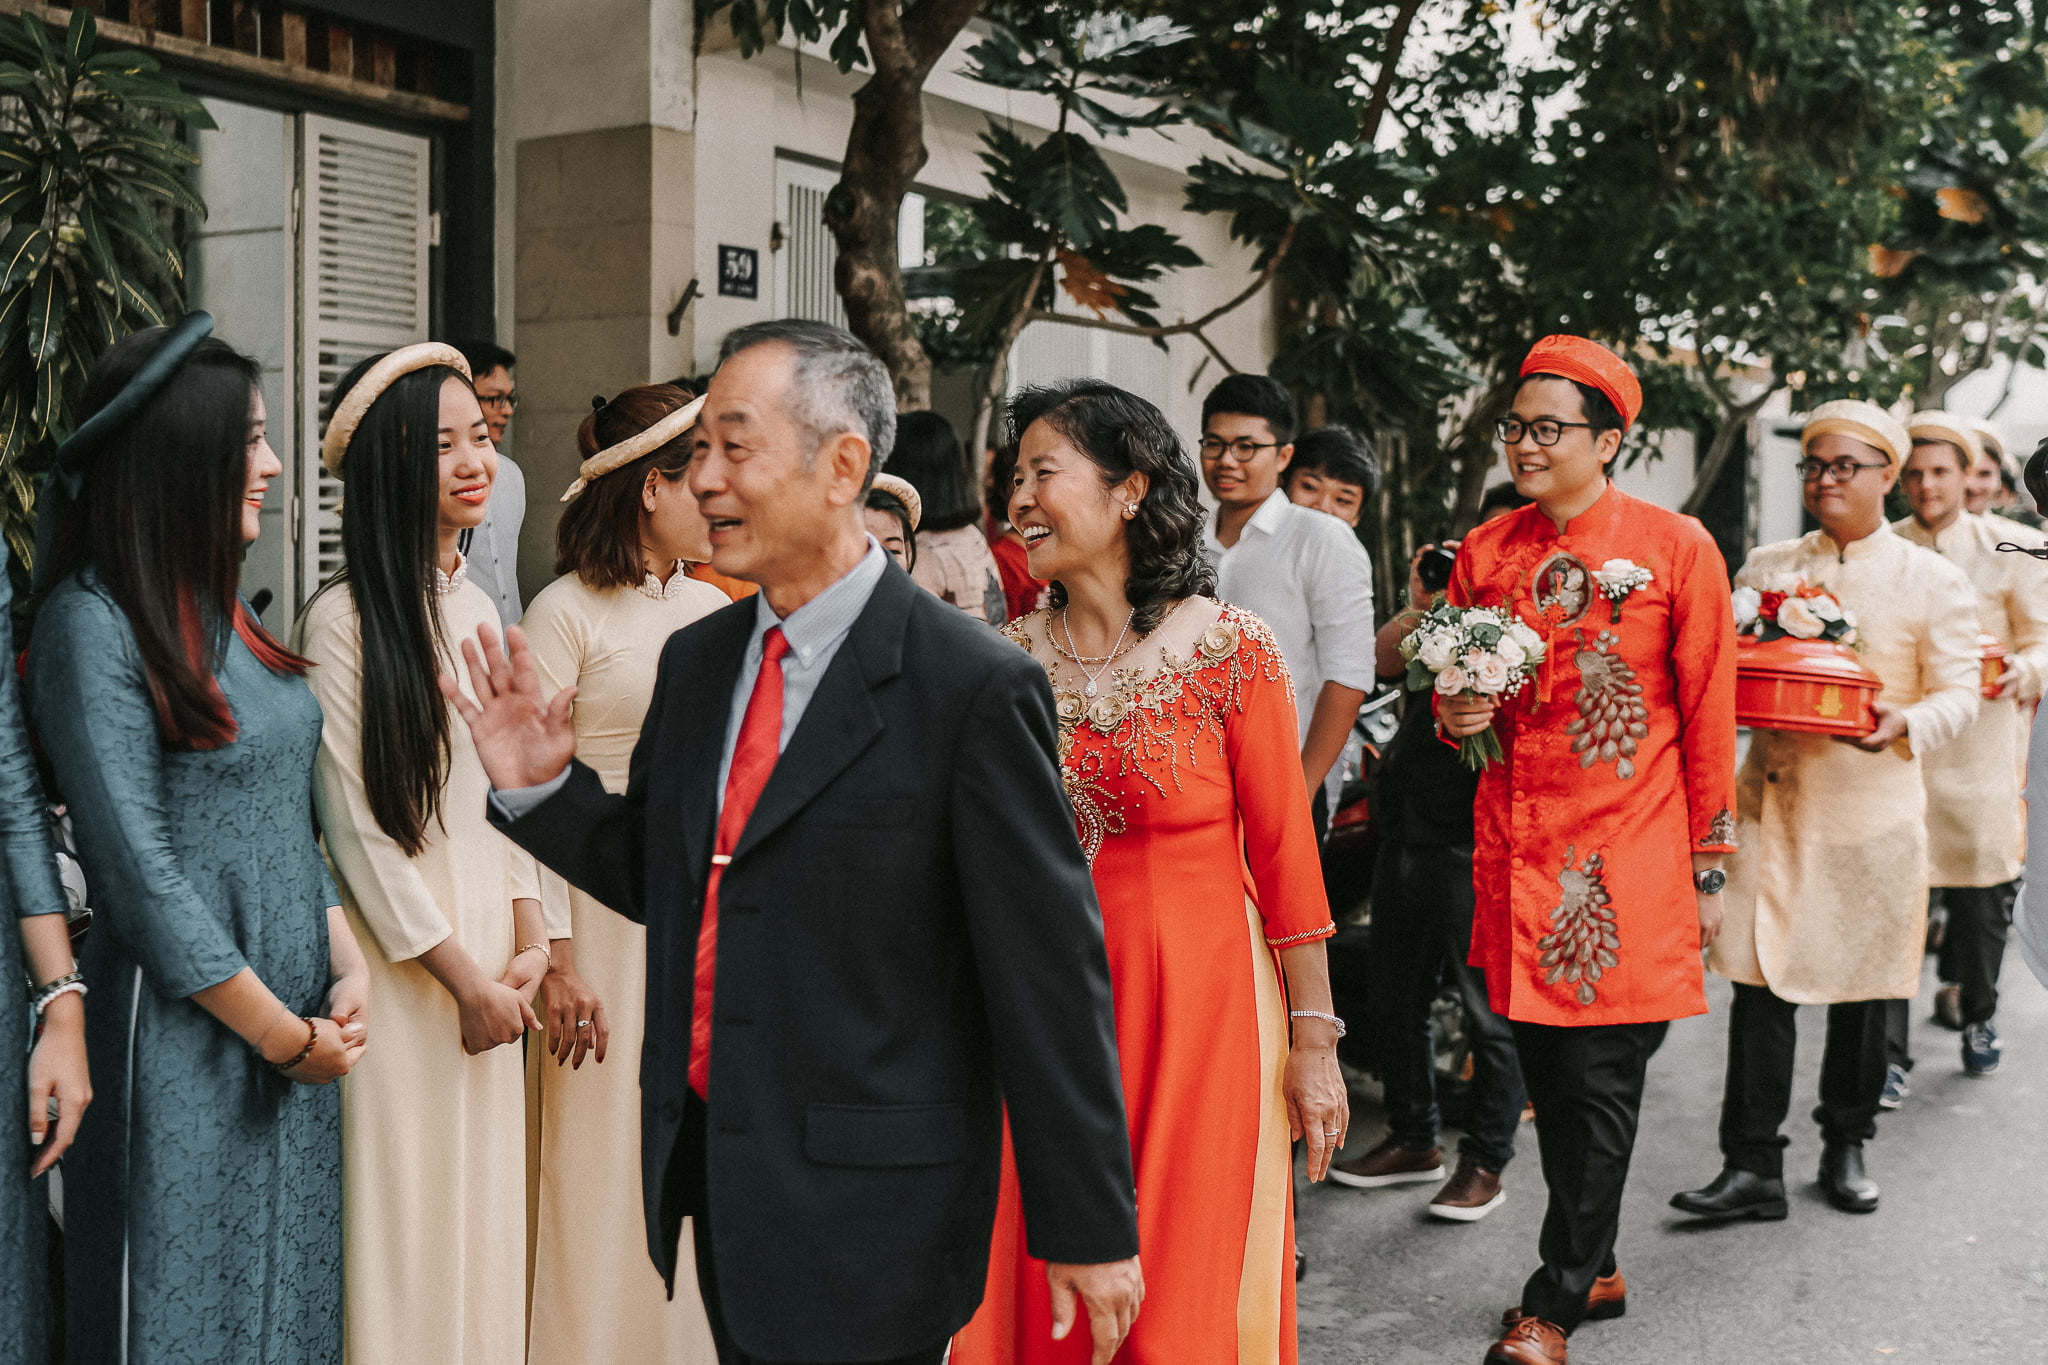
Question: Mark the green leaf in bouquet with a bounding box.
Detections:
[1469,620,1502,648]
[1405,659,1434,693]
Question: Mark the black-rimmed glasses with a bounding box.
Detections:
[1495,418,1600,447]
[1198,436,1279,463]
[477,392,519,411]
[1796,456,1888,483]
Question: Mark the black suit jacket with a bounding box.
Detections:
[492,563,1137,1360]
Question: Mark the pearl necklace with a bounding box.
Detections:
[1057,607,1134,699]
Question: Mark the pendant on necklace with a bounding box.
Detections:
[1084,679,1099,698]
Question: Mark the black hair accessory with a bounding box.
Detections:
[33,311,215,592]
[591,394,609,412]
[2026,435,2048,521]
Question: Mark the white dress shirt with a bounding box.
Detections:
[1203,489,1377,788]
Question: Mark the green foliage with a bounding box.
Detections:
[0,7,208,574]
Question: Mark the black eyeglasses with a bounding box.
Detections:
[477,392,519,411]
[1495,418,1600,447]
[1198,437,1279,463]
[1796,456,1888,483]
[1997,541,2048,560]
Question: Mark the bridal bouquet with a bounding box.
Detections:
[1731,576,1858,648]
[1399,602,1547,771]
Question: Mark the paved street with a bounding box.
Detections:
[1298,957,2048,1363]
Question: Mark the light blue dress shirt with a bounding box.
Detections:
[492,539,889,820]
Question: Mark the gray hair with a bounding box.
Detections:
[718,319,897,481]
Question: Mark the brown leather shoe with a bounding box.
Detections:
[1484,1316,1566,1364]
[1329,1135,1445,1189]
[1502,1268,1625,1327]
[1431,1157,1506,1221]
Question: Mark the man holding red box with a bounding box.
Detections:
[1675,399,1978,1226]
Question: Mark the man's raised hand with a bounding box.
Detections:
[438,623,578,791]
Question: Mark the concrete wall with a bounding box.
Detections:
[493,7,1274,601]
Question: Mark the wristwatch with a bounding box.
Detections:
[1693,868,1726,895]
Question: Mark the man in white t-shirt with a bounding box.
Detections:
[1198,375,1377,830]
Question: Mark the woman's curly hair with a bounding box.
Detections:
[1006,379,1212,635]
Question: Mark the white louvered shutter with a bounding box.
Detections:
[297,114,431,606]
[1008,309,1173,416]
[774,158,849,328]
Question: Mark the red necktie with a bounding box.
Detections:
[690,626,791,1099]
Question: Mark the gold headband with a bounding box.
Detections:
[1801,399,1909,467]
[560,394,705,502]
[870,472,921,531]
[1906,410,1986,470]
[320,343,473,478]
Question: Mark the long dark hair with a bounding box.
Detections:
[1006,380,1211,634]
[317,354,467,857]
[556,384,696,589]
[887,410,981,531]
[48,328,309,750]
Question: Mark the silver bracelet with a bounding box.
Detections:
[1289,1009,1346,1038]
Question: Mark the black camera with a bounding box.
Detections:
[1416,544,1457,594]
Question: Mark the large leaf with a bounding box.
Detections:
[113,160,206,217]
[0,285,27,358]
[24,265,63,364]
[0,178,38,224]
[954,256,1048,344]
[114,274,165,326]
[63,6,93,83]
[75,197,116,281]
[1018,132,1124,248]
[0,224,49,289]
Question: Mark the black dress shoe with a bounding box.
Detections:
[1295,1245,1306,1281]
[1818,1143,1879,1213]
[1670,1167,1789,1220]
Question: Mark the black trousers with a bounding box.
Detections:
[1887,879,2015,1068]
[674,1097,947,1365]
[1720,984,1887,1180]
[1365,839,1526,1171]
[1511,1018,1667,1334]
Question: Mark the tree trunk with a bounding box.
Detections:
[822,0,985,413]
[1681,387,1777,519]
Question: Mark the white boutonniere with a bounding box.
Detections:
[1592,559,1654,623]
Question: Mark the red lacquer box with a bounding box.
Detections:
[1980,633,2009,700]
[1735,636,1881,737]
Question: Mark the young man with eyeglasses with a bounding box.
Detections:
[1673,400,1979,1234]
[1884,415,2048,1094]
[457,339,526,625]
[1439,337,1736,1365]
[1198,375,1377,827]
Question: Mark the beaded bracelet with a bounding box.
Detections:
[516,942,552,967]
[31,971,86,1019]
[1289,1009,1347,1038]
[269,1016,319,1074]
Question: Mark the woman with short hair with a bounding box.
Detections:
[294,345,544,1365]
[521,384,727,1363]
[953,380,1346,1364]
[29,318,370,1364]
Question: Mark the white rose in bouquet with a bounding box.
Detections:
[1506,620,1545,660]
[1435,664,1471,695]
[1495,634,1527,669]
[1756,571,1802,594]
[1776,597,1826,639]
[1469,651,1512,693]
[1807,593,1844,621]
[1730,585,1762,626]
[1416,629,1459,671]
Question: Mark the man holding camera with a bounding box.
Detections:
[1332,514,1531,1222]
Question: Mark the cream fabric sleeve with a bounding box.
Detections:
[516,579,591,939]
[297,589,455,962]
[1999,541,2048,702]
[1902,557,1983,756]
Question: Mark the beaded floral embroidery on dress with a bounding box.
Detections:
[432,554,470,597]
[1002,603,1290,866]
[634,563,697,601]
[1700,807,1736,848]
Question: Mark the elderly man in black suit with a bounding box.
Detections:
[442,319,1143,1365]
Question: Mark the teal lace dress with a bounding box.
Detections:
[0,550,69,1365]
[26,571,343,1365]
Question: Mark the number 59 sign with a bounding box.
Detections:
[718,245,759,299]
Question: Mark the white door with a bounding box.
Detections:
[296,114,431,604]
[773,156,924,328]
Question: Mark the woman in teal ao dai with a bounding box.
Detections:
[25,323,370,1365]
